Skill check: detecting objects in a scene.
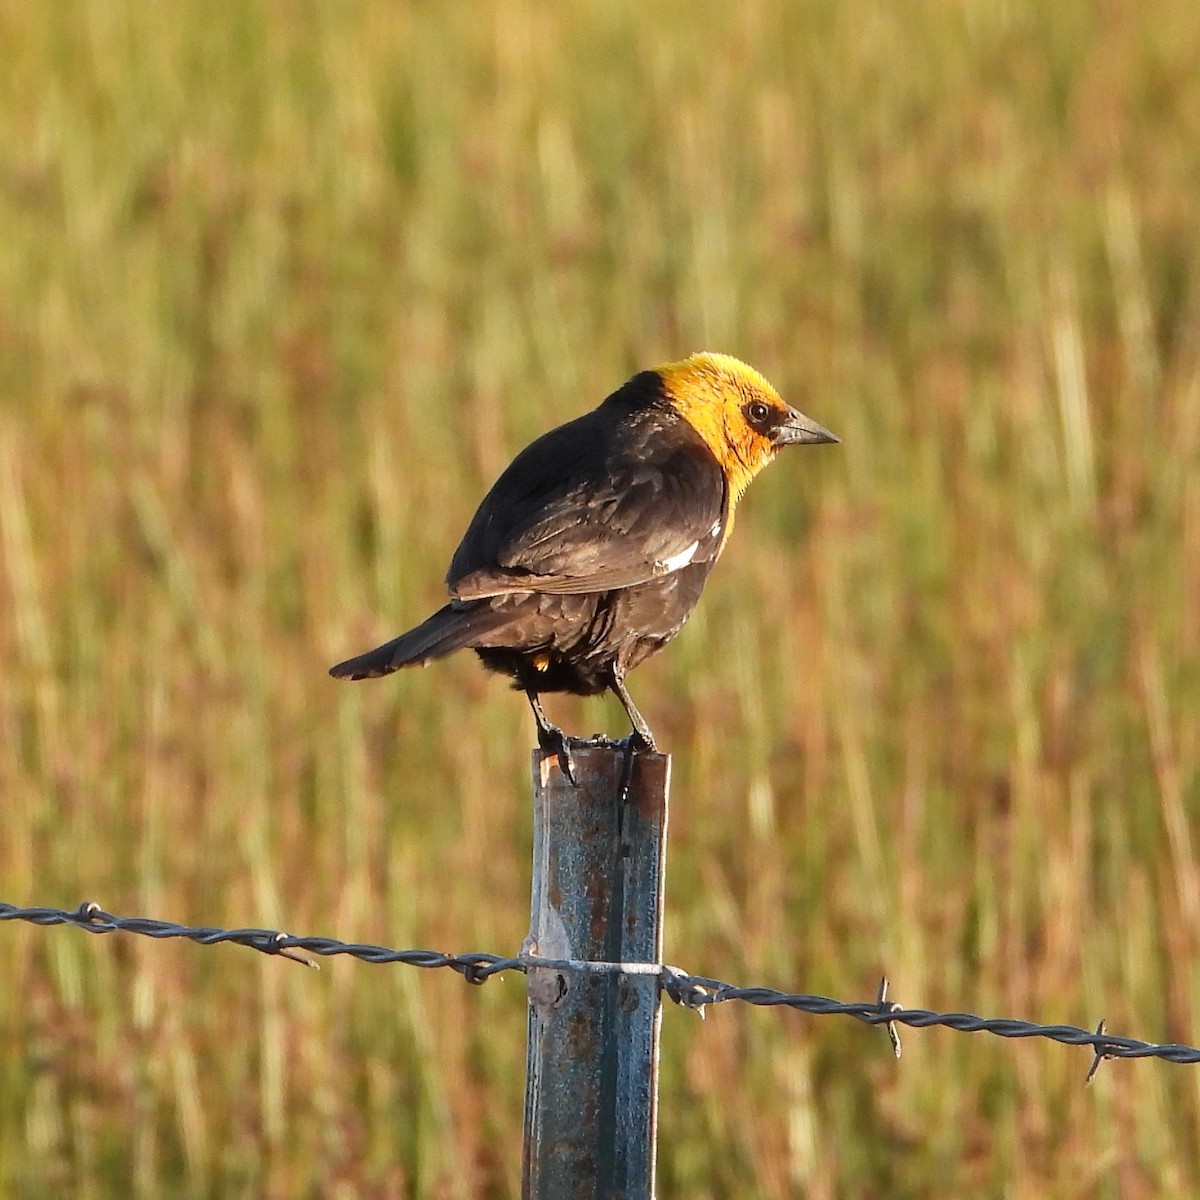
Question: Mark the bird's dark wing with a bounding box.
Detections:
[448,406,727,599]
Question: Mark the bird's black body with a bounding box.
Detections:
[330,353,838,768]
[449,373,729,694]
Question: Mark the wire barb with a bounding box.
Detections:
[1085,1020,1113,1085]
[877,976,903,1059]
[3,902,1198,1071]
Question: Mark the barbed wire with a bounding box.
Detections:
[4,901,1198,1081]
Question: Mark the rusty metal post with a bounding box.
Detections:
[522,745,670,1199]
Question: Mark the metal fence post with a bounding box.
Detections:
[522,744,670,1199]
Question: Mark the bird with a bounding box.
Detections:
[330,352,838,781]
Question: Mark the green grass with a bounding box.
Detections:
[2,0,1200,1195]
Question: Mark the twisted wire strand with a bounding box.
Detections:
[4,901,1197,1071]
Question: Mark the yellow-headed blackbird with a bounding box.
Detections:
[330,352,837,777]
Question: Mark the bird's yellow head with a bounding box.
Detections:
[654,352,838,498]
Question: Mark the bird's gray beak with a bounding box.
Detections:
[774,406,840,447]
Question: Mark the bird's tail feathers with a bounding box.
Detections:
[329,603,506,680]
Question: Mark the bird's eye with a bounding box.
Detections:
[745,401,771,428]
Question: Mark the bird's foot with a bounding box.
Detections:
[537,725,579,786]
[615,731,654,804]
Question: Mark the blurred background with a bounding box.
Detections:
[1,1,1198,1196]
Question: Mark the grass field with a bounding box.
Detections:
[2,1,1199,1195]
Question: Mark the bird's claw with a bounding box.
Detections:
[538,727,579,786]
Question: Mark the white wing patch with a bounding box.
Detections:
[655,539,700,576]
